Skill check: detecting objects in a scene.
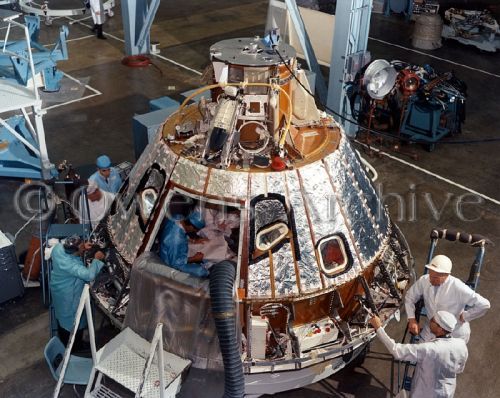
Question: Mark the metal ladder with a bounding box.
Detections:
[51,286,189,398]
[51,283,169,398]
[84,323,169,398]
[52,284,98,398]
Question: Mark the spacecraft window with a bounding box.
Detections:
[256,222,289,251]
[139,188,157,221]
[317,236,348,276]
[136,165,166,229]
[250,193,300,262]
[228,66,244,83]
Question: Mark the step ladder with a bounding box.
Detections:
[398,228,490,393]
[53,284,98,398]
[52,284,191,398]
[84,324,191,398]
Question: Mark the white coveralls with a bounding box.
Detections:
[79,191,115,229]
[405,274,490,343]
[89,0,105,25]
[377,328,468,398]
[188,208,240,267]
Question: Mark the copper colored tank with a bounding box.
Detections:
[22,236,41,281]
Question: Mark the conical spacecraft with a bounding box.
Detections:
[91,36,413,396]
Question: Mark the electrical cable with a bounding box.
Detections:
[121,55,163,75]
[271,44,500,146]
[356,149,378,182]
[149,61,164,76]
[23,247,41,285]
[121,55,151,67]
[14,213,37,242]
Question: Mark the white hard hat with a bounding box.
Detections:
[434,310,457,332]
[87,181,99,195]
[425,254,452,274]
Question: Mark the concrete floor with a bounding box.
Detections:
[0,2,499,397]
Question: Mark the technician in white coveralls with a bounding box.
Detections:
[405,254,490,343]
[89,0,106,40]
[370,311,468,398]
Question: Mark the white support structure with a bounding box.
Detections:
[265,1,373,134]
[18,1,86,17]
[18,0,115,18]
[135,324,166,398]
[51,284,190,398]
[53,284,98,398]
[84,323,190,398]
[283,0,328,103]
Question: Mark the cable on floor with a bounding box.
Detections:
[121,55,152,68]
[121,55,164,76]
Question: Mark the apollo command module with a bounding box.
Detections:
[89,36,414,396]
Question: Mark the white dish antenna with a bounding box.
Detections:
[363,59,397,99]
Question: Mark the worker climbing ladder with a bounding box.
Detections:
[399,228,491,394]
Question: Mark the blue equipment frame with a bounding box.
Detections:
[399,94,464,147]
[0,115,47,179]
[0,15,68,92]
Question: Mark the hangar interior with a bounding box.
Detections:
[0,1,499,397]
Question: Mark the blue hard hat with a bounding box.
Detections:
[96,155,111,169]
[188,211,205,230]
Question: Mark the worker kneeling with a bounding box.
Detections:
[370,311,468,398]
[50,235,105,351]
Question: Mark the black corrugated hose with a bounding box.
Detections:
[209,261,245,398]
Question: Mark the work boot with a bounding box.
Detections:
[96,24,107,40]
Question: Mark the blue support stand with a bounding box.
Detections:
[399,96,463,147]
[0,10,54,180]
[0,15,69,92]
[121,0,160,56]
[149,96,181,112]
[0,115,45,179]
[133,100,180,159]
